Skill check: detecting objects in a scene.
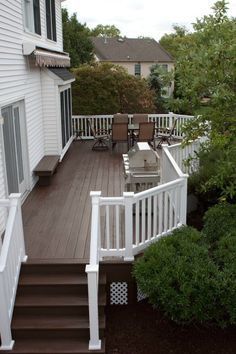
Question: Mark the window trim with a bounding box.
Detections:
[23,0,41,36]
[45,0,57,42]
[134,63,141,77]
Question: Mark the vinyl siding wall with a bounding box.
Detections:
[0,0,64,200]
[41,70,60,155]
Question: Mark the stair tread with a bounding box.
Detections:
[15,292,106,307]
[12,314,105,330]
[2,337,105,353]
[19,272,106,285]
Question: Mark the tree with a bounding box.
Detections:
[62,9,94,67]
[90,24,121,37]
[72,63,155,115]
[159,25,191,59]
[148,64,174,112]
[171,1,236,202]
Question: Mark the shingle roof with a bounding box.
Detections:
[49,68,75,81]
[92,37,173,63]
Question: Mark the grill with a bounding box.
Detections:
[123,142,160,192]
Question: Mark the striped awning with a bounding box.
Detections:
[33,49,70,67]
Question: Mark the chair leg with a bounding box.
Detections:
[92,138,109,150]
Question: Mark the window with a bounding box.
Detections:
[23,0,41,35]
[45,0,57,41]
[134,63,141,76]
[158,64,168,72]
[60,88,72,149]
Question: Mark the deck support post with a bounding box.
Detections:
[86,264,101,351]
[180,175,188,225]
[123,192,134,261]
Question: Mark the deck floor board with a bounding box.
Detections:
[22,141,126,261]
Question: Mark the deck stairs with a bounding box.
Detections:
[1,263,106,354]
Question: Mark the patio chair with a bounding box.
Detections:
[88,119,110,150]
[156,118,178,148]
[113,113,129,124]
[134,122,155,147]
[111,123,129,150]
[132,114,148,124]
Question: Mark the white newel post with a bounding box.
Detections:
[85,191,101,350]
[85,265,101,350]
[0,273,14,350]
[123,192,134,261]
[180,175,188,225]
[9,194,28,263]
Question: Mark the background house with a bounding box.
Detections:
[0,0,74,207]
[92,37,174,96]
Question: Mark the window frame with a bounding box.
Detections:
[45,0,57,42]
[60,87,72,150]
[134,63,141,77]
[23,0,41,36]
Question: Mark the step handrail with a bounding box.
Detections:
[0,194,27,351]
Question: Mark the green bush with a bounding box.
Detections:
[202,203,236,244]
[133,227,219,324]
[133,224,236,327]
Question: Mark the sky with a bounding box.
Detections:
[62,0,236,40]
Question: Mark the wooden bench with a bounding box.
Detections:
[34,155,60,186]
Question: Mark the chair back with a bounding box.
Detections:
[113,113,129,123]
[169,118,178,136]
[138,122,155,142]
[88,119,96,137]
[132,114,148,124]
[112,123,128,142]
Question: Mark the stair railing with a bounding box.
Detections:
[85,191,102,350]
[0,194,27,351]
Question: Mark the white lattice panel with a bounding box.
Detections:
[137,287,147,302]
[110,282,128,305]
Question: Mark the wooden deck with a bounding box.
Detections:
[22,141,127,261]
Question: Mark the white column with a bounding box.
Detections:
[123,192,134,261]
[180,175,188,225]
[85,264,101,350]
[0,272,14,350]
[9,194,28,263]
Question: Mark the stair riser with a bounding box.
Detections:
[12,328,105,340]
[14,306,105,317]
[21,264,86,275]
[17,285,89,296]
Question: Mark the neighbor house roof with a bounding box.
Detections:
[91,37,173,63]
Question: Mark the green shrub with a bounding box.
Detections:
[133,227,219,324]
[133,225,236,327]
[202,203,236,243]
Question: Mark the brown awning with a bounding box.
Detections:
[33,49,70,67]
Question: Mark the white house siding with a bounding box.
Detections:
[0,0,45,193]
[113,61,174,95]
[23,0,63,52]
[41,70,60,155]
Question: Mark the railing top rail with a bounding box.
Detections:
[163,145,188,179]
[133,178,184,201]
[0,199,10,207]
[0,203,18,272]
[72,113,195,119]
[99,197,124,206]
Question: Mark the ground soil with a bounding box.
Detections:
[106,302,236,354]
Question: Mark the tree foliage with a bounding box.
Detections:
[90,24,121,37]
[148,64,174,112]
[160,1,236,202]
[62,9,94,67]
[72,63,156,115]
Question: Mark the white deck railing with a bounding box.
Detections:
[86,146,188,349]
[72,113,195,140]
[166,137,207,174]
[0,194,27,350]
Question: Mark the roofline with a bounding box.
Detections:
[96,59,174,63]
